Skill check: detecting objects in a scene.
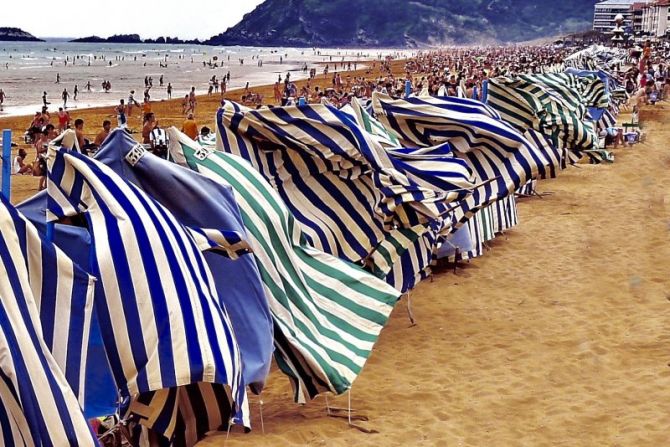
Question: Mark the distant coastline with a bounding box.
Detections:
[0,27,44,42]
[70,34,204,45]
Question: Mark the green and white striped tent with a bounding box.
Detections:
[486,74,613,164]
[166,128,400,404]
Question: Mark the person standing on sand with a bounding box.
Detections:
[56,73,60,84]
[73,85,78,101]
[167,83,172,99]
[274,82,282,104]
[62,88,69,108]
[127,90,140,118]
[42,91,50,107]
[188,87,197,114]
[116,99,127,129]
[0,89,5,111]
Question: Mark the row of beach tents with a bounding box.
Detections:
[0,45,634,445]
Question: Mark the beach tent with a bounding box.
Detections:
[167,127,401,403]
[93,130,274,396]
[17,193,119,419]
[215,100,467,292]
[564,45,630,73]
[0,196,97,445]
[486,74,612,164]
[46,146,251,442]
[18,130,276,427]
[371,92,547,234]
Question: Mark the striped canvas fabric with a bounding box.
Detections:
[371,92,546,230]
[215,101,465,292]
[2,195,95,407]
[46,146,251,437]
[93,130,275,397]
[486,75,612,164]
[0,197,97,446]
[348,97,402,148]
[564,68,614,109]
[167,128,400,403]
[16,192,120,419]
[597,110,617,132]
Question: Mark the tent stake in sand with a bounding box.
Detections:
[406,292,416,326]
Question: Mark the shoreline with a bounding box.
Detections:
[0,61,392,147]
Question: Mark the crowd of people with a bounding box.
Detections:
[11,41,670,194]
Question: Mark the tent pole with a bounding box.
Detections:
[347,390,352,426]
[406,292,416,326]
[259,396,265,434]
[1,130,11,200]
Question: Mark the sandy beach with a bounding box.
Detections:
[196,104,669,447]
[3,61,669,447]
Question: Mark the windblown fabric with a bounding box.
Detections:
[89,130,275,445]
[486,74,612,164]
[46,146,251,438]
[371,92,545,230]
[168,128,400,403]
[0,197,96,446]
[597,110,617,132]
[564,68,614,108]
[94,130,274,396]
[216,100,471,292]
[348,97,401,149]
[2,196,95,407]
[564,45,630,73]
[17,193,119,419]
[216,101,454,258]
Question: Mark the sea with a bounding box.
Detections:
[0,42,414,118]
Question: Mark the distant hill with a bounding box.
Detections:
[207,0,597,47]
[0,27,44,42]
[70,34,202,45]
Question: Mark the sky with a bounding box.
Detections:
[1,0,266,40]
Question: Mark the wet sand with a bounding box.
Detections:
[3,70,670,447]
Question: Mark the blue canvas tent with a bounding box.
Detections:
[0,196,97,445]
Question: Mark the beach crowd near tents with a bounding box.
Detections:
[0,41,667,445]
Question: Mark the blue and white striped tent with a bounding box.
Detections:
[168,127,401,402]
[371,93,546,233]
[17,192,120,419]
[46,146,251,440]
[94,130,274,397]
[215,100,466,291]
[2,195,96,406]
[0,196,97,445]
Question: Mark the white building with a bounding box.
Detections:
[593,0,653,33]
[640,0,670,37]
